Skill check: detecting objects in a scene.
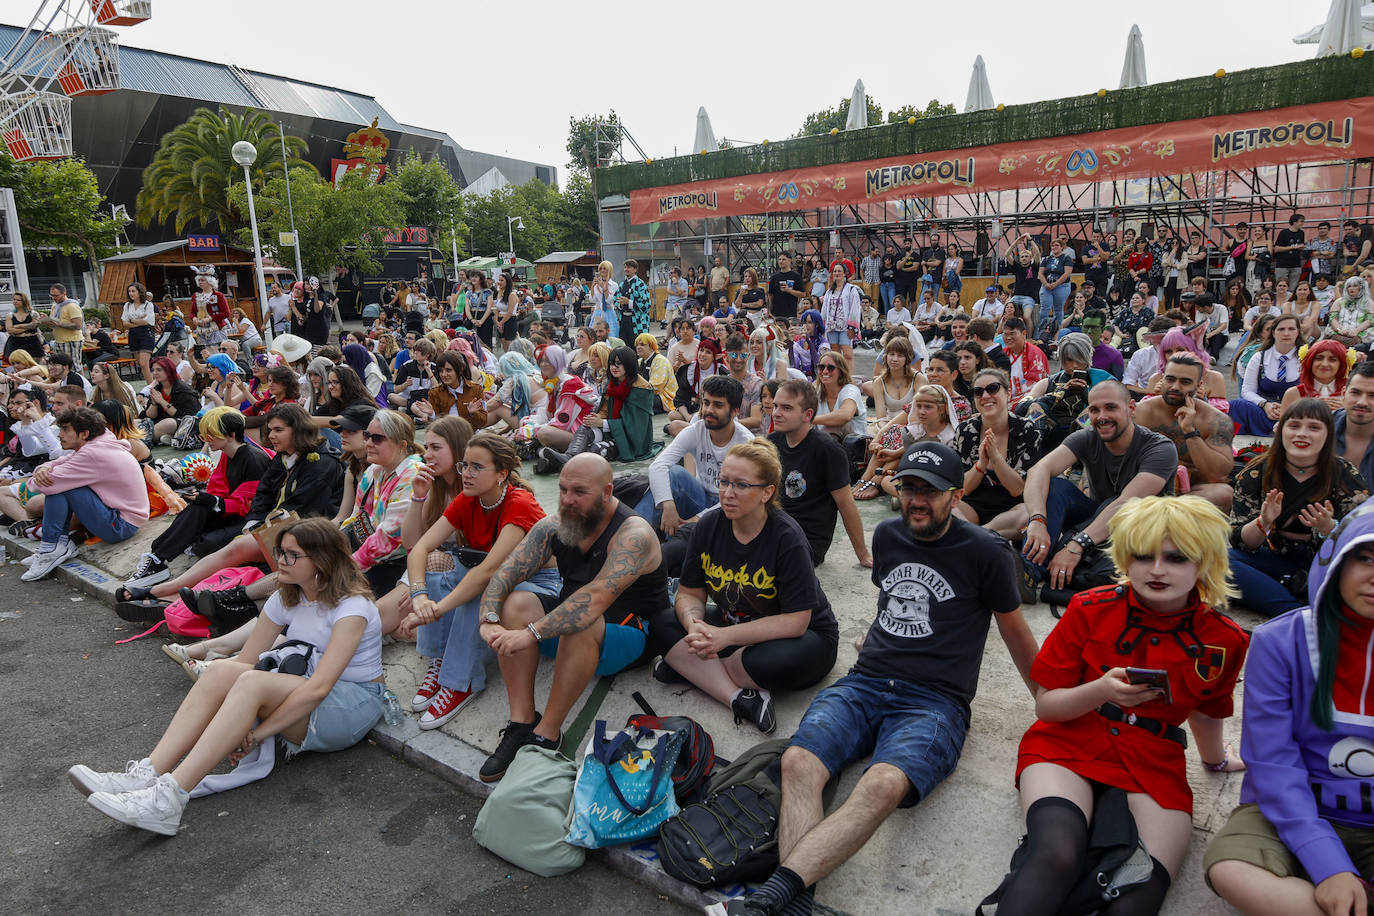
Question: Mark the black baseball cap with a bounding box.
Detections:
[891,442,963,491]
[332,403,378,431]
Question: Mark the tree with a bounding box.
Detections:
[227,167,408,277]
[793,95,885,138]
[463,180,568,261]
[389,151,465,238]
[566,111,622,174]
[0,153,123,271]
[135,107,313,233]
[887,99,958,123]
[556,170,599,251]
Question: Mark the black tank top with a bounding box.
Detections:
[550,499,668,629]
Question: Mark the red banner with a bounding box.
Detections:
[629,97,1374,224]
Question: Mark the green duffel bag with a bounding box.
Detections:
[473,744,585,877]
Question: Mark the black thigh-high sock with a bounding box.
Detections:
[1100,856,1171,916]
[991,796,1090,916]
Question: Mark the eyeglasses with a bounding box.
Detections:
[971,381,1005,398]
[456,460,490,476]
[717,478,769,493]
[898,482,947,498]
[364,432,389,444]
[273,547,310,567]
[726,351,747,360]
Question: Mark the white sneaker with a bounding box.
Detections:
[68,758,158,797]
[86,773,188,836]
[22,538,76,581]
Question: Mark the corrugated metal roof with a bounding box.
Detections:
[103,239,189,262]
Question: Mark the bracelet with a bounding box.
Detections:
[527,622,543,642]
[1255,518,1271,538]
[411,495,426,502]
[1027,514,1048,527]
[1202,747,1229,772]
[410,588,427,598]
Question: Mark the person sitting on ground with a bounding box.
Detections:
[201,353,252,412]
[387,337,438,413]
[984,496,1247,916]
[1205,505,1374,916]
[592,346,660,461]
[1323,275,1374,348]
[746,327,781,382]
[767,379,871,567]
[531,345,598,462]
[924,349,973,423]
[123,408,273,589]
[1133,353,1236,511]
[1334,360,1374,486]
[336,408,422,598]
[421,350,488,429]
[482,350,547,435]
[638,375,752,537]
[1231,313,1304,437]
[1144,325,1230,410]
[867,336,922,433]
[721,332,766,431]
[968,317,1013,373]
[1279,338,1356,414]
[475,453,667,782]
[121,405,344,625]
[790,308,829,381]
[141,356,200,446]
[1229,398,1368,619]
[1021,333,1113,449]
[70,518,386,837]
[1021,380,1179,597]
[22,407,149,582]
[90,398,150,465]
[400,434,555,729]
[1001,317,1049,401]
[953,368,1047,537]
[1082,309,1124,380]
[668,338,723,433]
[812,350,867,441]
[718,441,1039,916]
[341,342,386,406]
[666,320,699,375]
[650,438,839,734]
[853,384,959,503]
[0,387,57,483]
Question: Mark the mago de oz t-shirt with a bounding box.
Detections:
[855,516,1020,715]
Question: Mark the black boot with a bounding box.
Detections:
[181,585,260,635]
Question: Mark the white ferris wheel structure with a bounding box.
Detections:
[0,0,150,161]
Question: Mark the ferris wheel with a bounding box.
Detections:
[0,0,150,161]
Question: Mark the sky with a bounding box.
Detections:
[1,0,1336,183]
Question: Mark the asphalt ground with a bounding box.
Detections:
[0,564,686,916]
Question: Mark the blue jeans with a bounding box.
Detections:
[880,282,896,310]
[1038,284,1070,338]
[1022,477,1102,583]
[634,464,716,526]
[416,564,561,692]
[320,427,342,452]
[789,672,967,808]
[1228,547,1306,618]
[42,485,139,547]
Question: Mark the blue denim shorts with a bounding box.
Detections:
[789,672,968,807]
[825,329,850,346]
[284,680,385,756]
[535,592,649,676]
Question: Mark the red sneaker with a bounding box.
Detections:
[418,686,475,730]
[409,657,442,712]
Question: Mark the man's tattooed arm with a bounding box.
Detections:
[536,517,661,639]
[479,519,556,623]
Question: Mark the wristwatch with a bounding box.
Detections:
[483,610,501,624]
[1183,430,1202,440]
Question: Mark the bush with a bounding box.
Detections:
[82,305,110,326]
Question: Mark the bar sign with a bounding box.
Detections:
[187,234,220,252]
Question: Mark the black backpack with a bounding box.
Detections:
[624,692,716,804]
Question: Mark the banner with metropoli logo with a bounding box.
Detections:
[628,97,1374,224]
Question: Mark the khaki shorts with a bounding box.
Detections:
[1202,803,1374,892]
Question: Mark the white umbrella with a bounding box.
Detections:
[964,55,995,112]
[692,106,717,154]
[1119,24,1147,89]
[844,79,867,130]
[1294,1,1374,45]
[1314,0,1367,55]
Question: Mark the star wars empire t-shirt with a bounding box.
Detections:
[853,516,1020,715]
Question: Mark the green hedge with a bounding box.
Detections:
[599,54,1374,197]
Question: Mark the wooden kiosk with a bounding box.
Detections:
[98,238,273,329]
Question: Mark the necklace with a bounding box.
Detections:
[479,484,508,512]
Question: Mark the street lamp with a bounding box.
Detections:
[231,140,269,330]
[506,215,524,260]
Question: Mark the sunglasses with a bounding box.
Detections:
[364,432,389,444]
[818,364,838,372]
[971,381,1005,398]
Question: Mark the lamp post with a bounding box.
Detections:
[506,215,524,261]
[231,140,269,327]
[278,122,303,282]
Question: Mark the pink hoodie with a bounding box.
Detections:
[34,430,149,526]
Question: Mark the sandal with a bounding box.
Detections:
[115,584,157,603]
[851,479,881,501]
[115,598,168,624]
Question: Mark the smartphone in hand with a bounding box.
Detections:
[1125,667,1172,705]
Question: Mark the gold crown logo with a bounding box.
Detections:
[342,118,390,163]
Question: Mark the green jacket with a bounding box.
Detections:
[606,385,661,462]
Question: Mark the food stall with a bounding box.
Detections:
[97,237,281,329]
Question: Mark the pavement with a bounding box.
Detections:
[0,335,1270,915]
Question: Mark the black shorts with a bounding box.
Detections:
[364,555,407,599]
[961,485,1021,523]
[500,319,519,341]
[476,322,494,345]
[648,605,838,692]
[127,325,156,353]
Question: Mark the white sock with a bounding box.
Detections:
[730,687,746,703]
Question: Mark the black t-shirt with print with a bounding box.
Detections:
[680,508,838,641]
[769,428,851,563]
[767,271,803,318]
[1081,242,1111,287]
[1275,228,1306,268]
[395,359,435,403]
[854,516,1019,715]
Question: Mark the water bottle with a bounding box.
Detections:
[381,687,405,726]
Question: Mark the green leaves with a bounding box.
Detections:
[135,106,313,233]
[2,153,123,264]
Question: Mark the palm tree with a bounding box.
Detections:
[135,106,314,233]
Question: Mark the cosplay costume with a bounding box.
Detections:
[1017,583,1249,813]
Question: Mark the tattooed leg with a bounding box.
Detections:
[536,616,604,741]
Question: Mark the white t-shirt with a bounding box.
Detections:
[263,592,383,683]
[122,300,156,327]
[886,307,912,325]
[821,382,868,438]
[648,418,754,505]
[265,294,291,328]
[1244,304,1282,326]
[972,299,1005,321]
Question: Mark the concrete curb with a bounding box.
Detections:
[3,529,795,916]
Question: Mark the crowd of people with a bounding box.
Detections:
[10,214,1374,915]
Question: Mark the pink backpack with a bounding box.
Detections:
[117,566,266,643]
